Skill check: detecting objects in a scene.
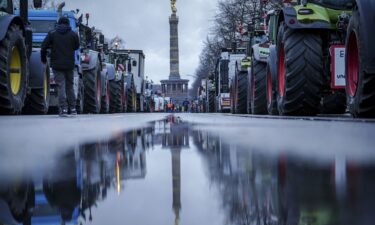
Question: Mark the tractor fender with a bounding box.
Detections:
[267,45,278,87]
[29,49,49,89]
[281,7,331,30]
[355,0,375,73]
[0,15,25,41]
[81,50,101,71]
[105,63,117,81]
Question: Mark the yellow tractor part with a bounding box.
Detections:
[10,46,22,95]
[241,57,251,69]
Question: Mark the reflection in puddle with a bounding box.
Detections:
[1,116,375,225]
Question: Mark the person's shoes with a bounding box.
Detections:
[59,108,68,117]
[70,108,77,116]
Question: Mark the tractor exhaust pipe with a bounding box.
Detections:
[57,2,66,18]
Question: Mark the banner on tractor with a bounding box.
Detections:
[330,45,346,89]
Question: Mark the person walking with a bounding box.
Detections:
[41,17,80,117]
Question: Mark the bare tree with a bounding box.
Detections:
[191,0,281,96]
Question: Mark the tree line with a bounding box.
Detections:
[191,0,282,97]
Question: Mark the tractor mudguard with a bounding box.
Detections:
[0,15,25,41]
[267,45,277,87]
[281,5,351,30]
[252,43,270,63]
[81,50,100,71]
[282,7,330,29]
[29,49,49,89]
[105,63,116,81]
[356,0,375,73]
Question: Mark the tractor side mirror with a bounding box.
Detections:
[127,61,132,72]
[132,60,137,67]
[99,34,105,44]
[33,0,42,8]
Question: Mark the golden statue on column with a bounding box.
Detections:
[171,0,177,13]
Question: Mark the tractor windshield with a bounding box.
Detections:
[309,0,353,9]
[29,20,57,33]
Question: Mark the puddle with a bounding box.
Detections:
[0,116,374,225]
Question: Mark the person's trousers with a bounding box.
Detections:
[53,69,76,110]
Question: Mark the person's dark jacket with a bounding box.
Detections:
[41,23,80,70]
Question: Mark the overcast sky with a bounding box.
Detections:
[66,0,218,86]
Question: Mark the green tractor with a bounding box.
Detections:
[0,0,51,115]
[266,0,353,116]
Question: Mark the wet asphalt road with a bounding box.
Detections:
[0,113,375,225]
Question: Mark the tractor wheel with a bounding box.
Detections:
[208,91,215,113]
[0,24,28,114]
[266,62,278,115]
[346,10,375,118]
[109,80,122,113]
[235,71,249,114]
[76,78,84,114]
[100,80,110,113]
[231,78,236,114]
[251,59,267,114]
[126,79,136,112]
[23,65,50,114]
[136,95,141,112]
[276,22,323,116]
[321,92,346,114]
[83,63,101,113]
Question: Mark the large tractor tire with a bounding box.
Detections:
[230,78,236,114]
[276,23,323,116]
[346,10,375,118]
[235,71,249,114]
[100,80,110,114]
[109,80,123,113]
[23,65,50,114]
[208,90,215,113]
[83,63,101,114]
[0,25,28,114]
[251,59,267,114]
[266,61,278,115]
[76,78,84,114]
[126,78,136,112]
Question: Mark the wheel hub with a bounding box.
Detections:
[10,47,22,95]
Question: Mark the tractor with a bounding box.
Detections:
[78,15,107,114]
[213,50,231,113]
[249,11,271,115]
[228,47,248,114]
[266,0,353,116]
[345,0,375,118]
[107,51,131,113]
[0,0,51,115]
[28,4,107,114]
